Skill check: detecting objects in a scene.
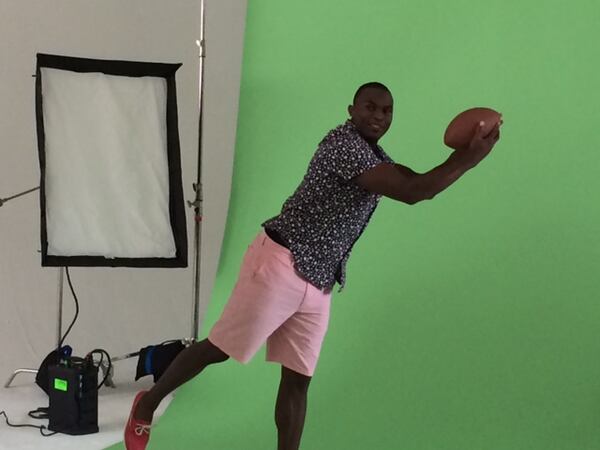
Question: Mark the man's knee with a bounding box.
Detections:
[281,366,311,393]
[203,338,230,363]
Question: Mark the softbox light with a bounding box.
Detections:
[35,53,187,268]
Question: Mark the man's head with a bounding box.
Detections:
[348,82,393,144]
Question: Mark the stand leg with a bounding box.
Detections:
[4,369,38,388]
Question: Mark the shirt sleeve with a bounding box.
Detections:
[318,132,384,181]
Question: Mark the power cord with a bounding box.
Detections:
[59,266,79,348]
[86,349,112,389]
[0,410,57,437]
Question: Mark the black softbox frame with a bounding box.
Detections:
[35,53,187,268]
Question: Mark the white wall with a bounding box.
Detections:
[0,0,246,382]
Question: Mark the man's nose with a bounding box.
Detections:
[373,109,385,121]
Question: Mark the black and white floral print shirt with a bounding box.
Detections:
[262,120,395,291]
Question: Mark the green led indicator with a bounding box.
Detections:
[54,378,68,392]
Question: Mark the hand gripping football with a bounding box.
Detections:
[444,107,502,149]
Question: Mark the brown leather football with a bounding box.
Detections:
[444,107,502,149]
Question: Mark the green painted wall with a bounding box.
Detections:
[110,1,600,449]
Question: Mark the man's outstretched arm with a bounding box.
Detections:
[355,121,501,204]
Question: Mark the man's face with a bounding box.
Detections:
[348,87,394,144]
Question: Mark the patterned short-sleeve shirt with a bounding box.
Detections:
[262,120,395,291]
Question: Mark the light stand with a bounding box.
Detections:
[4,0,208,388]
[101,0,208,383]
[189,0,207,341]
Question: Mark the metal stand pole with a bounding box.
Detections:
[188,0,207,341]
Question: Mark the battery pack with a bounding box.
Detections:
[48,358,99,435]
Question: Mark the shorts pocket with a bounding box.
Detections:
[252,251,292,280]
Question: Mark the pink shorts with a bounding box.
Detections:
[208,230,332,376]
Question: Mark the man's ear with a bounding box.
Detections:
[347,104,353,117]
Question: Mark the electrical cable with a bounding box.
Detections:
[0,410,57,437]
[58,267,79,349]
[86,349,112,389]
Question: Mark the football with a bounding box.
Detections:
[443,107,502,149]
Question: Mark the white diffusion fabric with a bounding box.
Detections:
[41,68,176,258]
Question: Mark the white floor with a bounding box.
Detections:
[0,358,173,450]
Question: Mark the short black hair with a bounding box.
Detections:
[353,82,391,104]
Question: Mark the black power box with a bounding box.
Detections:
[48,357,99,435]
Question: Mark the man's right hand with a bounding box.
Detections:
[455,120,502,168]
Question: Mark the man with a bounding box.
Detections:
[124,82,501,450]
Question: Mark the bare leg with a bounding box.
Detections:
[275,366,312,450]
[134,338,229,422]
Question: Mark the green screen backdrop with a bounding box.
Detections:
[109,1,600,449]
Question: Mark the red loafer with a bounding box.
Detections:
[124,390,152,450]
